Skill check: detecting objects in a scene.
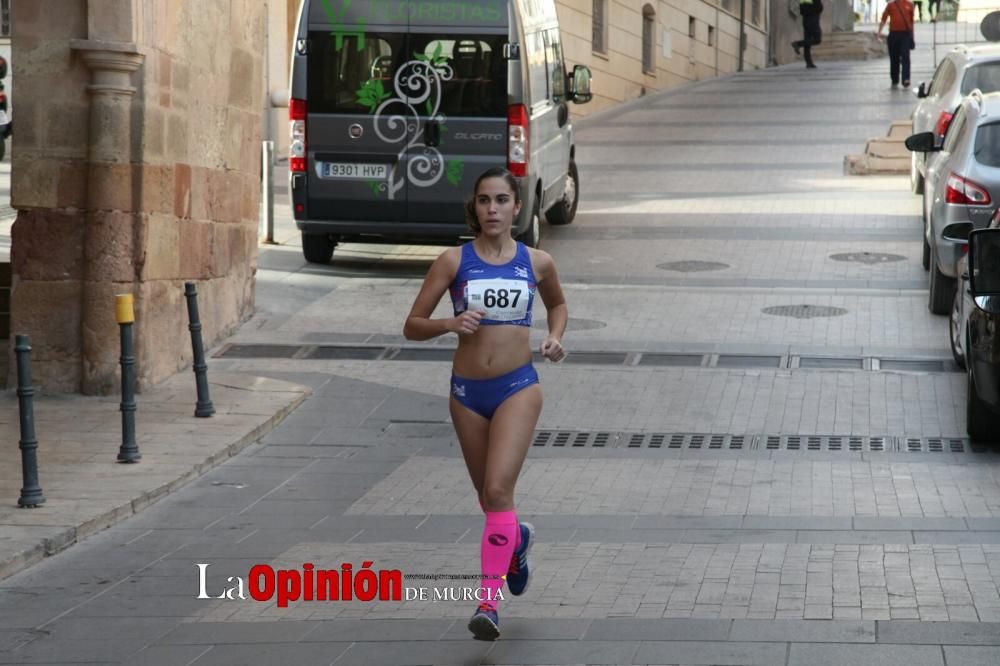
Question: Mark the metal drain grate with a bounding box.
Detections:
[762,305,849,319]
[519,431,979,453]
[657,260,730,272]
[638,354,704,367]
[717,355,783,368]
[829,252,907,264]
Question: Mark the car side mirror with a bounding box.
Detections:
[968,229,1000,311]
[567,65,593,104]
[905,131,939,153]
[943,222,974,244]
[916,82,927,98]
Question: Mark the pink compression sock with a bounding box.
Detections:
[479,510,518,610]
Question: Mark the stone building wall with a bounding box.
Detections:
[9,0,264,393]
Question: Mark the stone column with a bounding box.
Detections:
[70,40,144,395]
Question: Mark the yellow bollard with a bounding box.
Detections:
[115,294,135,324]
[115,294,140,462]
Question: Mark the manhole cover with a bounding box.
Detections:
[829,252,906,264]
[657,260,730,273]
[762,304,849,319]
[532,317,606,331]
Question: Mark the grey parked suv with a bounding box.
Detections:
[910,44,1000,196]
[906,90,1000,314]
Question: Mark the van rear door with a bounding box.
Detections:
[405,28,509,225]
[306,4,410,226]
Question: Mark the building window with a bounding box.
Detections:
[708,25,715,46]
[642,5,655,74]
[1,0,10,38]
[688,17,696,39]
[592,0,608,54]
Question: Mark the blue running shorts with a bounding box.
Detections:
[450,363,539,419]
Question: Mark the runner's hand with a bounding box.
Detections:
[540,336,566,363]
[450,310,484,335]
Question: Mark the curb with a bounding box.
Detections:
[0,383,311,582]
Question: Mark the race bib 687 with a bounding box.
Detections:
[465,279,531,322]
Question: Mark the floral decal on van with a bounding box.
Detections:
[353,49,465,199]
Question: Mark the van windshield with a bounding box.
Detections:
[961,62,1000,95]
[307,31,507,117]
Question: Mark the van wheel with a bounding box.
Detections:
[928,246,955,315]
[547,161,579,226]
[302,233,336,264]
[968,360,999,443]
[516,202,541,248]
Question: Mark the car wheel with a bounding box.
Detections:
[911,153,924,195]
[922,196,930,271]
[967,357,1000,443]
[546,160,579,226]
[516,201,541,248]
[928,247,956,315]
[950,281,966,370]
[302,233,336,264]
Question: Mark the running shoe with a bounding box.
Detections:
[468,603,500,641]
[506,521,535,596]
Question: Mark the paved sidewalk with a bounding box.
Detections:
[0,371,310,581]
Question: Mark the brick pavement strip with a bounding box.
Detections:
[0,372,310,581]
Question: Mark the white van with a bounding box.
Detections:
[288,0,593,263]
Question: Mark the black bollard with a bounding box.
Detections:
[15,335,45,508]
[116,295,141,463]
[184,282,215,417]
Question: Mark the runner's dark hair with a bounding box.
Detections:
[464,167,521,234]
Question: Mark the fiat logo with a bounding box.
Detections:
[348,124,363,139]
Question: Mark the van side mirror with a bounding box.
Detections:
[916,82,927,98]
[568,65,592,104]
[968,229,1000,310]
[905,131,939,153]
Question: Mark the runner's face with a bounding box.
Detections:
[475,178,521,238]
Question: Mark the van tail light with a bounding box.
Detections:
[507,104,528,177]
[935,111,954,140]
[945,172,992,206]
[290,98,307,173]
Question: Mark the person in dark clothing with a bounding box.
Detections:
[791,0,823,69]
[878,0,915,87]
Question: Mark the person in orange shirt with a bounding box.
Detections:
[878,0,916,87]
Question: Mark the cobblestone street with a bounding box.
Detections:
[5,31,1000,665]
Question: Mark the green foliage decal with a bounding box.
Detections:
[414,42,449,68]
[365,180,382,196]
[357,79,391,113]
[446,159,464,186]
[322,0,366,51]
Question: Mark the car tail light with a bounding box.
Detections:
[945,172,992,206]
[507,104,528,177]
[935,111,954,140]
[290,98,307,173]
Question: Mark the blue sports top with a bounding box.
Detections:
[449,242,537,327]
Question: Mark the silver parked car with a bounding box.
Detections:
[910,44,1000,197]
[906,90,1000,315]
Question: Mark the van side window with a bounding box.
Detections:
[527,31,549,107]
[545,29,565,103]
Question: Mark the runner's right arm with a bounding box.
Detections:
[403,248,483,340]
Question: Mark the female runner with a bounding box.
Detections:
[403,167,567,640]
